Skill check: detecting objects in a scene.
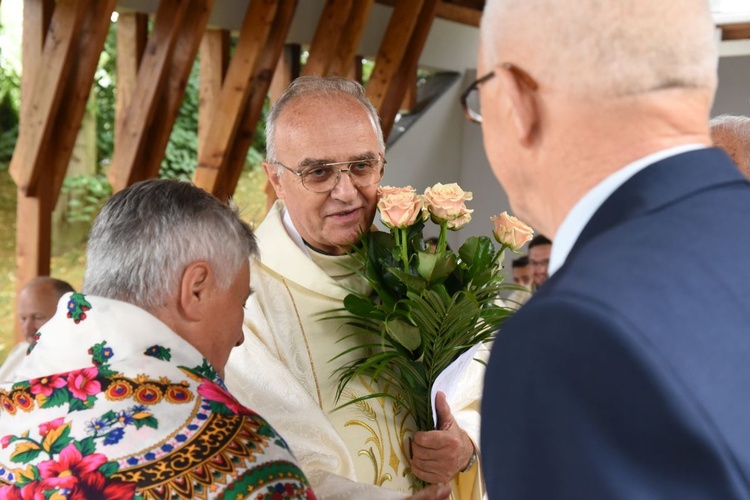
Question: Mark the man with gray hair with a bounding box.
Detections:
[470,0,750,498]
[710,114,750,179]
[225,76,480,499]
[0,180,314,498]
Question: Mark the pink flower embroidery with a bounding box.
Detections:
[37,443,107,490]
[1,434,13,449]
[29,375,67,397]
[197,380,252,416]
[39,417,66,437]
[0,484,22,500]
[66,368,101,401]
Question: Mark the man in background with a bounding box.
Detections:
[504,256,532,309]
[527,234,551,289]
[710,114,750,179]
[511,256,532,288]
[0,276,74,380]
[475,0,750,497]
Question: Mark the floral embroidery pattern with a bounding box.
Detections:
[66,293,92,324]
[0,418,136,498]
[26,331,42,355]
[144,344,171,361]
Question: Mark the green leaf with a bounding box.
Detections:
[385,318,422,351]
[133,415,159,430]
[416,251,457,284]
[48,426,73,455]
[343,294,376,317]
[99,461,119,477]
[76,436,96,456]
[41,388,69,409]
[459,236,496,280]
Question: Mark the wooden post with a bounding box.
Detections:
[115,12,148,137]
[198,29,230,156]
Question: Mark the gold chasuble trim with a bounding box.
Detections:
[281,277,323,409]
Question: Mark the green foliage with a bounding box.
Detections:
[0,48,20,169]
[61,174,113,224]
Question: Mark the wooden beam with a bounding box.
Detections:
[401,68,417,112]
[213,0,299,201]
[115,12,148,135]
[269,43,301,104]
[9,0,89,196]
[376,0,482,27]
[328,0,375,77]
[348,54,363,84]
[108,0,189,192]
[135,0,215,182]
[49,0,118,206]
[721,23,750,41]
[193,0,281,193]
[198,29,230,155]
[379,0,439,138]
[302,0,353,77]
[15,0,55,342]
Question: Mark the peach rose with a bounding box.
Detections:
[491,212,534,250]
[446,208,472,230]
[424,183,474,223]
[377,186,427,229]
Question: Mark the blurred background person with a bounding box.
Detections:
[527,235,552,290]
[0,276,74,380]
[710,114,750,179]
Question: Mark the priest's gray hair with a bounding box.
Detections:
[265,76,385,174]
[83,179,257,311]
[480,0,718,99]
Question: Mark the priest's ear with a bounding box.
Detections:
[179,261,212,322]
[263,162,286,200]
[498,62,540,147]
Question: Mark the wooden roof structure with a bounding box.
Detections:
[8,0,750,339]
[8,0,486,339]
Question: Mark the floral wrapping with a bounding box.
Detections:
[0,293,315,500]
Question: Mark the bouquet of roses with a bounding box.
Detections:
[330,182,534,432]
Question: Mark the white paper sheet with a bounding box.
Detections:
[431,343,483,427]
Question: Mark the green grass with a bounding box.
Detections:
[0,166,269,363]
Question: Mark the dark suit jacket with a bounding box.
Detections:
[481,148,750,499]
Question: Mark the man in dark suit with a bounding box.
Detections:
[466,0,750,497]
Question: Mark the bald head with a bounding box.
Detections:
[710,115,750,179]
[480,0,718,99]
[18,277,74,342]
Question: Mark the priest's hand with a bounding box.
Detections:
[411,391,476,484]
[407,483,451,500]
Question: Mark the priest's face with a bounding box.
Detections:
[265,94,382,255]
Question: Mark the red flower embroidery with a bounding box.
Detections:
[38,417,66,437]
[37,443,107,490]
[0,484,22,500]
[66,368,101,401]
[29,375,67,397]
[197,380,252,415]
[68,471,136,500]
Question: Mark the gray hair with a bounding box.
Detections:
[710,114,750,178]
[265,76,385,174]
[83,179,257,311]
[480,0,718,99]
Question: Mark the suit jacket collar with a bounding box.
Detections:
[570,147,745,262]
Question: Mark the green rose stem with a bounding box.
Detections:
[399,227,410,273]
[437,221,448,254]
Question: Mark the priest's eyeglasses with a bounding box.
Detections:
[274,153,386,193]
[461,63,539,124]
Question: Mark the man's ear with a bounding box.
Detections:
[179,262,211,322]
[263,162,286,200]
[498,64,539,146]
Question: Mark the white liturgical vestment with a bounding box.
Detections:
[225,201,485,499]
